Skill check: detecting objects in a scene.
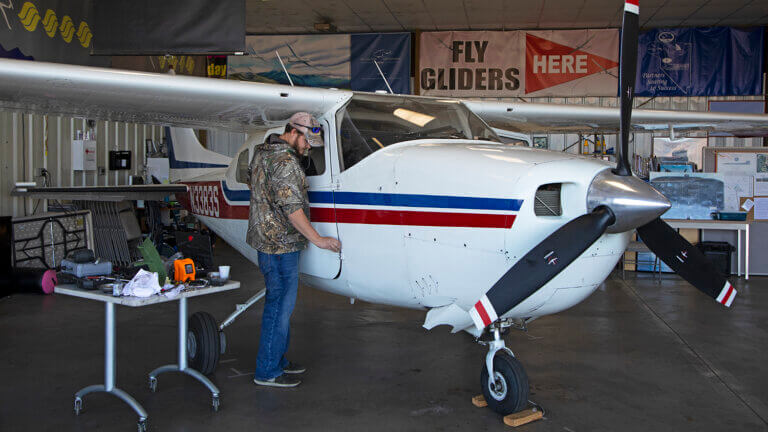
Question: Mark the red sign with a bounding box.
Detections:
[525,33,619,94]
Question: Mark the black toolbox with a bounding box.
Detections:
[695,241,734,276]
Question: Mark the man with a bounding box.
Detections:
[247,112,342,388]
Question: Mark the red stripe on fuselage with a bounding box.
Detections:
[310,207,516,228]
[180,182,518,228]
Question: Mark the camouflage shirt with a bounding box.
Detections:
[246,134,310,254]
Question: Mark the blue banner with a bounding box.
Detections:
[350,33,411,94]
[229,32,411,94]
[636,27,763,97]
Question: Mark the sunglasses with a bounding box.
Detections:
[293,122,323,135]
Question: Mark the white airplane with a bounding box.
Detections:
[2,1,766,415]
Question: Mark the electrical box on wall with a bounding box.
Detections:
[109,150,132,170]
[72,139,97,171]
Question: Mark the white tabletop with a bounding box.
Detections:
[664,219,749,230]
[55,281,240,307]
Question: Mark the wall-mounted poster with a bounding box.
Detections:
[716,152,757,175]
[650,172,724,219]
[653,137,707,170]
[757,154,768,173]
[532,136,548,149]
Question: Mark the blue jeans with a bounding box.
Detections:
[254,251,300,380]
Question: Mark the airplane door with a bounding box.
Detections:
[298,186,340,279]
[298,121,341,279]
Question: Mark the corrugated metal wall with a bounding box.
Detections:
[0,112,163,218]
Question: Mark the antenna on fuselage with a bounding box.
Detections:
[373,59,394,94]
[275,50,294,87]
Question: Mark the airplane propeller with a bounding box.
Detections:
[469,0,735,332]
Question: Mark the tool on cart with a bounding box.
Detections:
[135,237,167,284]
[60,249,113,278]
[174,258,196,282]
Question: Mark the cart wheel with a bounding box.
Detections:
[219,331,227,355]
[212,395,220,412]
[74,398,82,415]
[188,311,220,375]
[137,419,147,432]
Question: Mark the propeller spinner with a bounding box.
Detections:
[469,0,735,332]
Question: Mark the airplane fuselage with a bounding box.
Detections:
[175,138,630,334]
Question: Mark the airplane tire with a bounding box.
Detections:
[188,311,220,375]
[480,351,529,415]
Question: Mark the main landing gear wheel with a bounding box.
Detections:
[480,351,528,415]
[480,350,529,415]
[188,311,220,375]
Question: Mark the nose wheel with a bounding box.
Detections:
[478,323,529,415]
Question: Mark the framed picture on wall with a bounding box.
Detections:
[532,136,548,149]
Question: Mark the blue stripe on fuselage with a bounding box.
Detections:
[308,191,523,211]
[222,182,522,211]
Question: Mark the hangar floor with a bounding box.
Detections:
[1,241,766,432]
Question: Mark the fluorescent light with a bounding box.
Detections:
[393,108,435,127]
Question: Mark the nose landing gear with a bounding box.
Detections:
[478,322,529,415]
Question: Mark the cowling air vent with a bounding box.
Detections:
[534,183,562,216]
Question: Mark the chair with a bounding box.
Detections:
[621,238,661,279]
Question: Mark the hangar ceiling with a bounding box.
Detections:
[245,0,768,34]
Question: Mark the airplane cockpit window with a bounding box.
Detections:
[236,149,250,184]
[300,146,325,176]
[499,137,530,147]
[337,94,500,170]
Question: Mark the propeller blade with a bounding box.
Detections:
[637,217,736,307]
[469,207,615,330]
[615,0,639,177]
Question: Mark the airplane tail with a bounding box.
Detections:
[164,127,232,182]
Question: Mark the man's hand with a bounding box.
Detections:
[288,209,342,253]
[314,236,341,252]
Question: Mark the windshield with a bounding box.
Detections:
[337,94,500,170]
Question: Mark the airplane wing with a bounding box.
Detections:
[463,100,768,136]
[11,184,188,201]
[0,59,352,133]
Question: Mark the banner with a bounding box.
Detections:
[110,55,207,77]
[636,27,764,97]
[0,0,107,66]
[92,0,245,55]
[228,33,411,93]
[350,33,410,94]
[207,55,227,79]
[419,29,619,97]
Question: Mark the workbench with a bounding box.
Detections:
[665,219,750,279]
[55,280,240,431]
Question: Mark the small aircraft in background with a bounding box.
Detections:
[1,0,765,416]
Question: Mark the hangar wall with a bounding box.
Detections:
[519,94,765,155]
[0,112,163,218]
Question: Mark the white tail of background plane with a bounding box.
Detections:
[165,127,232,182]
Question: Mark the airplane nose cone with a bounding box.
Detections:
[587,170,671,233]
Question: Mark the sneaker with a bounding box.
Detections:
[253,374,301,388]
[283,361,306,374]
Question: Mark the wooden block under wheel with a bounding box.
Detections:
[503,409,543,427]
[471,395,487,407]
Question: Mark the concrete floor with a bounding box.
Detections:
[1,242,767,431]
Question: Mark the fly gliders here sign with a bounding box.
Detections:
[419,29,619,97]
